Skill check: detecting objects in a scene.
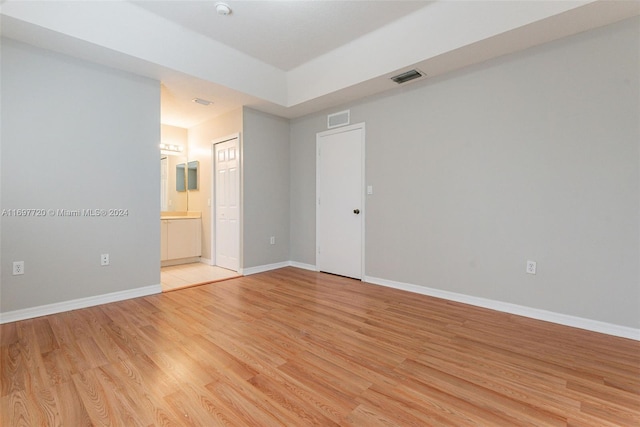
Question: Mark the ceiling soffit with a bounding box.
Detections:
[1,1,638,126]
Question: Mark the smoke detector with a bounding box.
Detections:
[216,3,232,16]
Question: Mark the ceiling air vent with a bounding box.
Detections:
[192,97,213,106]
[391,69,424,84]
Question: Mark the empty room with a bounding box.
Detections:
[1,1,639,425]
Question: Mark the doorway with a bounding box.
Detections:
[316,123,365,279]
[160,263,239,292]
[212,135,240,272]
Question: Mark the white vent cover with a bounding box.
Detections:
[327,110,350,129]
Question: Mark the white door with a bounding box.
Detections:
[317,124,364,279]
[214,138,240,271]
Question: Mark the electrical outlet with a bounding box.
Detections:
[270,236,276,245]
[101,254,110,266]
[526,260,537,275]
[13,261,24,275]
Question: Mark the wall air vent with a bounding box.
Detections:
[391,69,424,84]
[327,110,350,129]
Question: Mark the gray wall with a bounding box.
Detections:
[242,107,290,268]
[1,39,160,313]
[289,17,640,328]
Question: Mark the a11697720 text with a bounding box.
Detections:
[1,208,129,217]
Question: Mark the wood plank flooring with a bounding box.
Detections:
[1,267,639,426]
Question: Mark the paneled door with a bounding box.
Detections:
[214,137,239,271]
[316,123,365,279]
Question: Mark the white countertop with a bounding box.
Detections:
[161,211,201,220]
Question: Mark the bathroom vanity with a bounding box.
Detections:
[161,211,202,265]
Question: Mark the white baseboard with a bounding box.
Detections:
[241,261,291,276]
[0,284,161,324]
[161,257,200,267]
[289,261,317,271]
[5,263,635,341]
[363,275,640,341]
[242,261,317,276]
[199,258,213,265]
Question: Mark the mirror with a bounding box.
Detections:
[187,161,199,190]
[160,155,187,212]
[176,163,186,192]
[176,161,198,191]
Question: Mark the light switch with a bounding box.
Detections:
[367,185,373,195]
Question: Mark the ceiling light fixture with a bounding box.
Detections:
[192,97,213,106]
[159,143,184,153]
[215,3,231,16]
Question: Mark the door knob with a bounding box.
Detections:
[353,209,360,214]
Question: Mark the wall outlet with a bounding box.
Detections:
[270,236,276,245]
[101,254,110,266]
[526,260,537,275]
[13,261,24,275]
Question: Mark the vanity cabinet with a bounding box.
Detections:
[161,218,201,262]
[161,220,169,261]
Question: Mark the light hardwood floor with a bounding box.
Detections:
[1,267,638,426]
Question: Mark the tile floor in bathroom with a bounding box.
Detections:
[160,262,240,292]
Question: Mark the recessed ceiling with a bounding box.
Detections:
[131,0,432,71]
[1,1,638,128]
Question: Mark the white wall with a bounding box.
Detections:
[0,39,161,315]
[289,17,640,329]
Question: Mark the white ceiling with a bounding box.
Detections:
[1,1,639,129]
[132,1,432,71]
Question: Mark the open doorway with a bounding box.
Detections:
[159,126,241,292]
[161,263,239,291]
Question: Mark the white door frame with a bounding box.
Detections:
[211,133,242,271]
[160,156,168,211]
[316,122,365,279]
